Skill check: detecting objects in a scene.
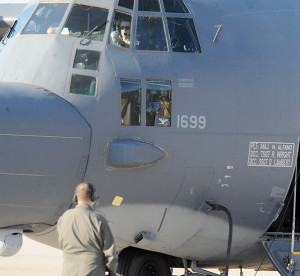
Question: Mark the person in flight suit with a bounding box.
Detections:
[57,182,118,276]
[110,18,131,48]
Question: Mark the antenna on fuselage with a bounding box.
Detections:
[213,25,223,43]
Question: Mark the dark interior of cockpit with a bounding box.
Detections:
[267,147,300,234]
[111,0,202,53]
[10,0,202,53]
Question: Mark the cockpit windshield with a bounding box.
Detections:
[138,0,160,12]
[135,16,167,51]
[22,3,68,35]
[7,5,36,39]
[167,17,201,53]
[118,0,134,10]
[110,0,200,53]
[163,0,189,13]
[62,4,108,42]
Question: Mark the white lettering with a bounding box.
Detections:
[181,115,189,128]
[177,115,206,129]
[248,142,294,167]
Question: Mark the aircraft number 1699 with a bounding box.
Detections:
[176,115,206,129]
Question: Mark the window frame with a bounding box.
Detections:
[166,17,201,53]
[21,2,69,35]
[109,10,133,49]
[118,0,134,10]
[120,78,142,126]
[145,79,172,127]
[61,3,109,42]
[135,15,168,52]
[72,49,101,71]
[162,0,190,13]
[138,0,161,12]
[68,73,98,97]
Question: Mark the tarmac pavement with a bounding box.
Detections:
[0,237,279,276]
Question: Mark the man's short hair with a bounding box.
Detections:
[73,183,97,202]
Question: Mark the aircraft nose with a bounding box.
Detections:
[0,82,91,230]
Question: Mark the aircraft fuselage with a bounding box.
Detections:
[0,0,300,271]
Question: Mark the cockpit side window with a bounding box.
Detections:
[110,11,132,49]
[73,50,101,71]
[135,16,167,51]
[167,17,201,53]
[62,4,108,41]
[69,74,97,96]
[138,0,160,12]
[22,3,68,35]
[118,0,134,10]
[120,79,141,126]
[146,80,172,127]
[163,0,189,13]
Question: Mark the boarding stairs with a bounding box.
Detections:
[263,233,300,276]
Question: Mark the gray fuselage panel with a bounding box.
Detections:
[0,0,300,269]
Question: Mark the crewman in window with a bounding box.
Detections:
[110,12,131,48]
[111,19,131,48]
[146,80,172,127]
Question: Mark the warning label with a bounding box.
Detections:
[247,142,295,167]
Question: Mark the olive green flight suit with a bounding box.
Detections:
[57,204,118,276]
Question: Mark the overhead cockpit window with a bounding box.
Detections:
[167,18,201,53]
[118,0,134,10]
[62,4,108,41]
[138,0,160,12]
[163,0,189,13]
[146,80,172,127]
[73,50,100,71]
[135,16,167,51]
[120,79,141,126]
[69,74,97,96]
[110,11,132,49]
[22,3,68,35]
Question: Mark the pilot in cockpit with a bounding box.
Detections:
[110,18,131,48]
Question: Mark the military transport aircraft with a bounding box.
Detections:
[1,0,300,275]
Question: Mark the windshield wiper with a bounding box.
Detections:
[1,20,18,45]
[80,20,108,45]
